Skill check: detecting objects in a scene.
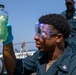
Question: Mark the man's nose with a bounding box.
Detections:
[34,34,39,40]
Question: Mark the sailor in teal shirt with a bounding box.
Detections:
[61,0,76,52]
[14,45,76,75]
[14,14,76,75]
[2,14,76,75]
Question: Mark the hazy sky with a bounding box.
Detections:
[0,0,75,52]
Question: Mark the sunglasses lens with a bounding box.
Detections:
[66,2,73,5]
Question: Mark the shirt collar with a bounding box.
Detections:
[37,44,74,72]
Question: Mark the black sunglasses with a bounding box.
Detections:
[66,2,73,5]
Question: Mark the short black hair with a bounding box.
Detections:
[39,14,71,39]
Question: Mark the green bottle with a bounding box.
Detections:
[0,4,8,42]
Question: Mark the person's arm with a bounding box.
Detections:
[3,25,16,75]
[3,42,16,75]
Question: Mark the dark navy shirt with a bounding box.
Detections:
[14,45,76,75]
[61,9,76,36]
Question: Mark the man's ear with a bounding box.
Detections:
[56,33,63,43]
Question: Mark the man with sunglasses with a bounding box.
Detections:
[61,0,76,53]
[2,14,76,75]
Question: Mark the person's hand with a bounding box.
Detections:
[3,24,13,46]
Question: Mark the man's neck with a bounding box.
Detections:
[47,47,64,61]
[67,7,75,14]
[66,8,75,19]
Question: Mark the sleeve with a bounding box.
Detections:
[14,59,23,75]
[14,52,38,75]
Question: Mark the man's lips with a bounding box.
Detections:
[36,44,41,48]
[35,43,41,48]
